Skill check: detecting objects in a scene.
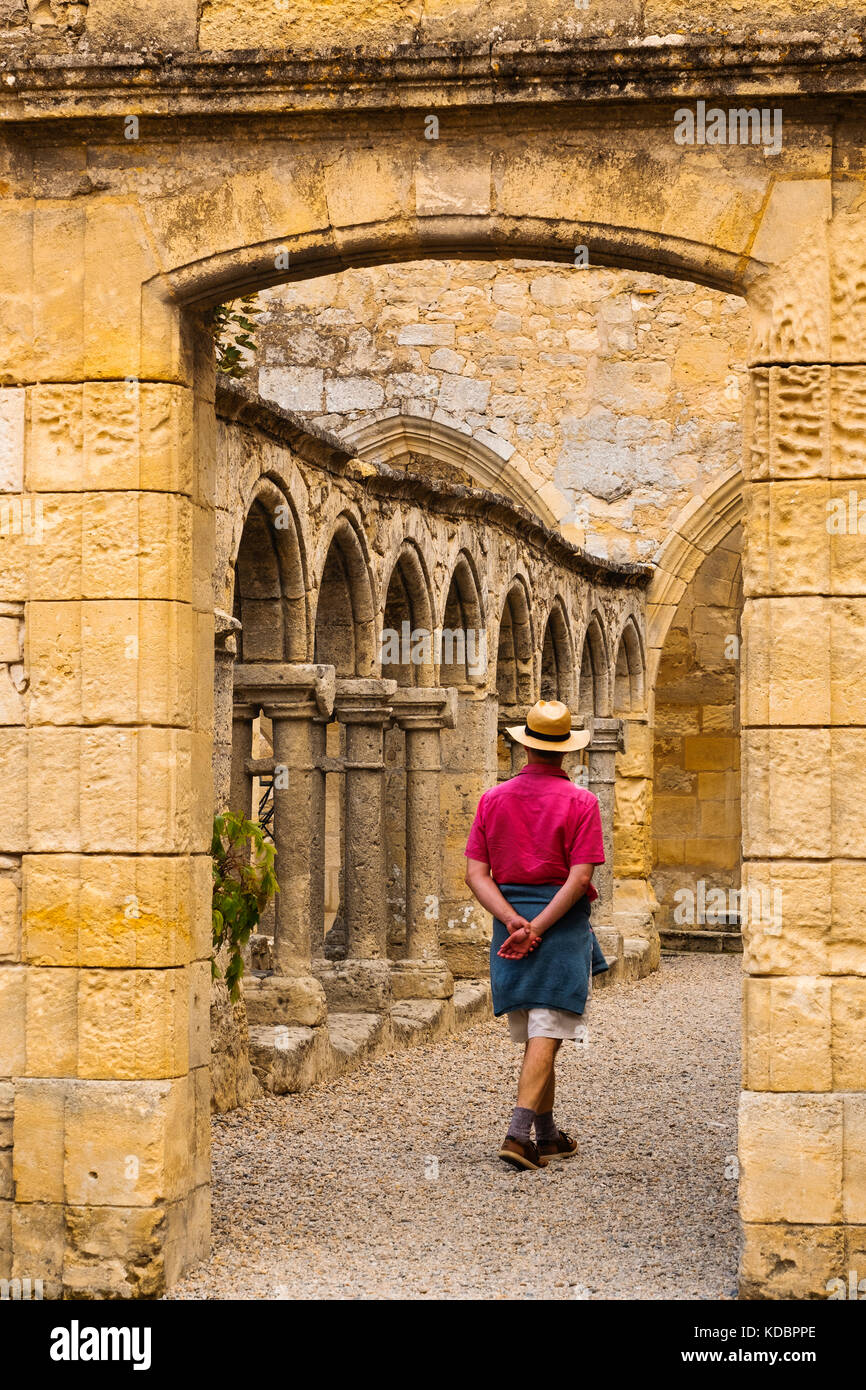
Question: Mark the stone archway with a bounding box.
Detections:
[437,546,495,962]
[5,43,865,1298]
[646,467,744,690]
[380,540,437,951]
[495,578,535,708]
[233,479,309,666]
[614,617,646,719]
[438,548,487,688]
[495,577,535,779]
[344,414,563,527]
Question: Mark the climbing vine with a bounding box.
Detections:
[211,812,278,1000]
[209,294,262,379]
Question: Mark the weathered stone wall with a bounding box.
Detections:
[653,527,742,932]
[4,0,865,54]
[255,263,749,565]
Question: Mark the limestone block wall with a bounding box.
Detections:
[0,598,23,1217]
[0,323,218,1296]
[652,528,743,931]
[254,263,749,566]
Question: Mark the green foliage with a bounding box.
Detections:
[211,812,278,1001]
[209,294,262,379]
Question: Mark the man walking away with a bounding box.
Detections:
[464,699,607,1170]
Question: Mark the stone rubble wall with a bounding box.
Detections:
[254,261,750,566]
[3,0,865,55]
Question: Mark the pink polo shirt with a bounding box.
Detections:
[464,763,605,900]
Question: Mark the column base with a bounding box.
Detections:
[243,973,328,1028]
[312,957,393,1012]
[390,959,454,1001]
[590,904,614,931]
[440,927,491,979]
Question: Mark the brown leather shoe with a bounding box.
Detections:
[498,1136,549,1170]
[536,1129,578,1161]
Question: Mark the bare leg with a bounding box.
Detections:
[536,1045,561,1116]
[516,1037,560,1112]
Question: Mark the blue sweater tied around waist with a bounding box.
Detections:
[490,883,609,1017]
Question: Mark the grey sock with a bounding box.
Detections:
[507,1106,535,1143]
[534,1109,559,1142]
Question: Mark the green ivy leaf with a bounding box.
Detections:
[211,808,279,1004]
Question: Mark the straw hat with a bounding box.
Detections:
[506,699,590,753]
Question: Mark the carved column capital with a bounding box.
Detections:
[391,686,457,732]
[234,662,336,721]
[588,716,625,756]
[214,608,241,661]
[333,676,398,726]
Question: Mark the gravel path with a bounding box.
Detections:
[170,953,741,1300]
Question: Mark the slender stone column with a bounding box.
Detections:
[232,663,335,1027]
[390,687,457,1000]
[612,712,659,953]
[497,704,526,781]
[438,687,499,976]
[332,678,397,963]
[213,610,241,812]
[229,702,256,820]
[587,717,624,929]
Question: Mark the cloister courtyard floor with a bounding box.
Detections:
[169,954,739,1301]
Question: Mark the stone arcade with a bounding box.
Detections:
[211,380,652,1112]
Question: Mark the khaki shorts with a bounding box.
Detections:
[506,1001,590,1045]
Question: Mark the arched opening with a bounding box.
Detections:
[380,541,435,688]
[614,617,646,717]
[579,613,609,721]
[201,244,750,1298]
[652,525,743,947]
[540,598,576,705]
[437,548,493,956]
[313,514,376,677]
[495,579,534,707]
[381,541,436,952]
[439,550,486,688]
[312,515,377,955]
[233,480,307,664]
[495,578,535,780]
[228,481,309,941]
